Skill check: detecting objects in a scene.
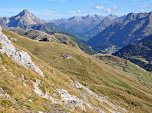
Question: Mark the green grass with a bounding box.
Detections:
[2,29,152,113]
[1,29,103,113]
[0,52,55,112]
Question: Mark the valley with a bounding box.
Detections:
[0,2,152,113]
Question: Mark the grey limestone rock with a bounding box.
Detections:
[0,26,44,76]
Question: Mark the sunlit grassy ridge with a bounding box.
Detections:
[2,29,152,113]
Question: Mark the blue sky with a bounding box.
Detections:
[0,0,151,20]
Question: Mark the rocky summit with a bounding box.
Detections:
[8,9,45,28]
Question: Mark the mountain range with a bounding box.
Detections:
[1,9,152,64]
[87,12,152,51]
[0,9,55,33]
[50,14,117,41]
[0,10,152,55]
[1,10,152,53]
[0,10,119,41]
[0,9,152,113]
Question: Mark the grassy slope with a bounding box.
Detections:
[0,45,88,112]
[2,29,152,113]
[0,32,95,113]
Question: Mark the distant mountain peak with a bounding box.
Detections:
[149,12,152,14]
[86,14,91,17]
[8,9,45,28]
[125,12,151,21]
[87,12,152,51]
[22,9,29,13]
[16,9,35,18]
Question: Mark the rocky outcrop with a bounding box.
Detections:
[0,26,44,76]
[71,80,128,113]
[33,78,127,112]
[33,79,55,102]
[33,79,86,112]
[57,89,86,111]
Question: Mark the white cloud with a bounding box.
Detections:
[95,5,113,13]
[95,5,104,10]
